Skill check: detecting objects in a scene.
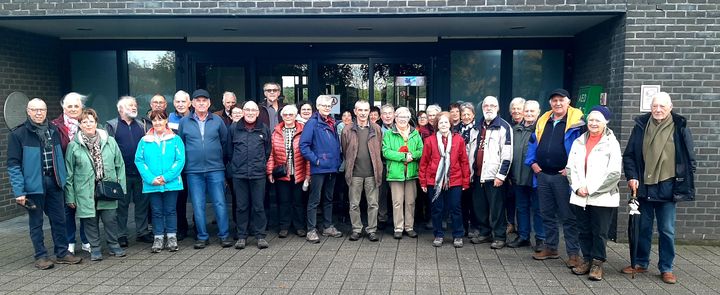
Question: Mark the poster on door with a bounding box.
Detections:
[328,94,341,115]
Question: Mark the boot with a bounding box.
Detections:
[589,259,604,281]
[572,261,591,275]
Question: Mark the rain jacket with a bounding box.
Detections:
[134,128,186,193]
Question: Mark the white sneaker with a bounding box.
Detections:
[81,243,91,253]
[68,243,75,254]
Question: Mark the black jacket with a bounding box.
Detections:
[622,112,696,202]
[226,120,271,179]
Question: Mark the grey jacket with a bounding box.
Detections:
[511,121,535,187]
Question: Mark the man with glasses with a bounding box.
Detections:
[258,83,286,231]
[300,95,344,243]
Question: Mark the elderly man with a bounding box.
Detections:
[214,91,236,126]
[300,95,343,243]
[8,98,83,269]
[228,101,271,250]
[179,89,232,249]
[505,97,526,235]
[168,90,191,240]
[341,100,384,242]
[169,90,190,132]
[621,92,696,284]
[50,92,90,254]
[377,104,396,229]
[509,97,526,126]
[106,96,152,246]
[526,89,585,268]
[150,94,167,112]
[508,100,545,251]
[469,96,513,249]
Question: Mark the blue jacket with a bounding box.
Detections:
[7,120,68,197]
[134,129,186,193]
[300,112,342,174]
[178,112,228,174]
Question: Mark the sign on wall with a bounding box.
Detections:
[640,85,661,112]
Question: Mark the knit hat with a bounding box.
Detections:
[589,105,612,122]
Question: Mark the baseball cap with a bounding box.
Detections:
[191,89,210,100]
[548,88,570,100]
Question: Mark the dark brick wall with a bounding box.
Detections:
[0,27,63,221]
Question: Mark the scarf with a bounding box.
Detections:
[322,115,336,133]
[459,122,473,144]
[29,119,52,149]
[81,131,104,182]
[64,114,80,141]
[643,116,675,185]
[432,132,452,203]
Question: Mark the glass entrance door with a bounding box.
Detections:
[317,62,369,116]
[195,63,248,108]
[256,62,309,105]
[372,62,428,112]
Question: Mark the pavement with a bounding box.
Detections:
[1,209,719,295]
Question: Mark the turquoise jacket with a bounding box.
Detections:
[134,128,186,193]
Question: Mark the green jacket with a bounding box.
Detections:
[382,126,423,181]
[64,129,127,218]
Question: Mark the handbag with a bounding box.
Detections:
[95,180,125,201]
[272,165,287,178]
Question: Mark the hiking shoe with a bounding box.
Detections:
[257,239,269,249]
[470,235,492,244]
[621,265,648,274]
[533,239,545,253]
[194,240,209,249]
[589,260,604,281]
[349,232,361,241]
[81,243,91,253]
[566,254,583,269]
[151,237,164,253]
[432,237,443,247]
[166,236,179,252]
[56,253,82,264]
[220,238,234,248]
[235,239,246,249]
[508,237,531,248]
[453,238,464,248]
[118,236,129,247]
[532,248,560,260]
[572,261,591,275]
[306,230,320,243]
[322,226,343,238]
[278,230,289,238]
[90,249,103,261]
[661,272,677,284]
[393,232,402,239]
[490,240,506,249]
[367,232,379,242]
[109,247,126,257]
[34,257,54,270]
[406,230,418,238]
[296,229,307,237]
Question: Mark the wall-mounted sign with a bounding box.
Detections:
[640,85,661,112]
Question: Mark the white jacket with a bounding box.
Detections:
[566,128,622,208]
[469,117,513,182]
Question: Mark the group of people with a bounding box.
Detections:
[8,85,695,285]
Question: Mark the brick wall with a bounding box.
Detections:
[0,27,63,221]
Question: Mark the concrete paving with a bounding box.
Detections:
[1,211,719,294]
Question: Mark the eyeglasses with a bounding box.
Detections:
[151,101,166,105]
[318,104,332,109]
[264,89,280,93]
[243,108,259,112]
[281,113,295,117]
[27,108,47,113]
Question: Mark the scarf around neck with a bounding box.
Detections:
[29,119,52,149]
[432,132,452,202]
[64,114,80,140]
[642,116,675,185]
[81,131,104,182]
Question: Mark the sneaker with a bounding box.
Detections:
[406,230,418,238]
[470,235,492,244]
[349,232,361,241]
[453,238,463,248]
[588,260,604,281]
[56,253,82,264]
[193,240,209,249]
[432,237,443,247]
[661,272,677,284]
[81,243,91,253]
[151,237,164,253]
[278,230,289,238]
[257,239,269,249]
[235,239,246,249]
[393,232,402,239]
[109,247,126,257]
[572,261,591,275]
[166,236,179,252]
[322,226,343,238]
[90,249,103,261]
[136,233,154,243]
[296,229,307,237]
[34,257,54,270]
[118,236,129,247]
[68,243,76,254]
[306,230,320,243]
[508,237,531,248]
[532,248,560,260]
[533,239,545,253]
[220,238,233,248]
[621,265,648,274]
[490,240,506,249]
[565,254,583,269]
[367,232,379,242]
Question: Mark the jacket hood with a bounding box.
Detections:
[142,128,176,142]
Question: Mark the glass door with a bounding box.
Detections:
[372,61,428,112]
[195,63,248,109]
[317,62,369,116]
[256,62,309,105]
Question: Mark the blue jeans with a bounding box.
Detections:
[27,176,69,259]
[429,186,464,239]
[307,173,336,231]
[149,191,179,236]
[636,200,676,273]
[187,171,229,241]
[514,185,545,241]
[65,206,88,244]
[536,172,580,255]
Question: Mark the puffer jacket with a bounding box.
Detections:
[341,121,384,187]
[227,120,271,179]
[472,116,513,182]
[567,128,622,208]
[64,129,127,218]
[300,112,342,174]
[134,128,186,193]
[266,121,310,183]
[382,126,423,181]
[418,133,470,190]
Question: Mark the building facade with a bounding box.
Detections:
[0,0,718,241]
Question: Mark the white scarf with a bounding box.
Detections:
[64,114,79,140]
[432,132,452,202]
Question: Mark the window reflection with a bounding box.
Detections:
[451,50,501,107]
[71,51,119,123]
[512,50,564,112]
[319,64,369,116]
[374,63,427,112]
[128,51,176,117]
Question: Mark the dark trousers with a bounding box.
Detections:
[65,206,88,245]
[472,177,507,241]
[234,178,267,239]
[27,176,69,259]
[264,181,277,229]
[514,185,545,241]
[275,177,306,231]
[308,173,336,231]
[536,172,580,255]
[429,186,463,238]
[415,181,431,223]
[461,183,477,233]
[572,205,614,262]
[505,182,516,226]
[176,174,190,236]
[83,209,121,251]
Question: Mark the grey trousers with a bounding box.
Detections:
[83,209,121,251]
[116,176,150,238]
[349,177,379,234]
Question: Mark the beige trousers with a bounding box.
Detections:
[389,180,417,232]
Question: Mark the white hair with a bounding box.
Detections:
[426,104,442,114]
[651,92,673,107]
[281,104,298,116]
[482,96,499,106]
[117,96,136,111]
[61,92,86,108]
[354,100,370,109]
[510,97,526,109]
[395,107,411,117]
[174,90,189,101]
[524,100,541,112]
[222,91,236,102]
[243,100,259,110]
[460,102,475,115]
[316,95,334,107]
[381,104,395,113]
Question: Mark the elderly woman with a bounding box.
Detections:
[382,107,423,239]
[565,106,621,281]
[419,112,470,247]
[297,102,314,124]
[453,102,480,236]
[51,92,90,255]
[134,110,186,253]
[65,109,127,261]
[267,105,310,238]
[231,107,243,123]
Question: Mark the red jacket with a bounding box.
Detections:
[266,121,310,183]
[418,133,470,190]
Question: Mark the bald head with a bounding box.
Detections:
[27,98,48,124]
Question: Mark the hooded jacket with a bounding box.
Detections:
[511,121,535,187]
[525,107,586,175]
[267,121,310,183]
[134,128,186,193]
[7,120,68,197]
[382,126,423,181]
[300,112,342,174]
[567,128,622,208]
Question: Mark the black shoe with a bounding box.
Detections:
[367,233,379,242]
[490,240,506,249]
[136,233,154,243]
[508,237,531,248]
[177,233,186,241]
[193,240,209,249]
[349,232,361,241]
[393,232,402,239]
[278,230,289,238]
[118,236,129,248]
[406,230,418,238]
[220,238,233,248]
[533,239,545,253]
[470,235,492,244]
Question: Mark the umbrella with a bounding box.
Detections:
[627,188,641,279]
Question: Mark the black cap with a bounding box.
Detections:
[191,89,210,100]
[548,88,570,100]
